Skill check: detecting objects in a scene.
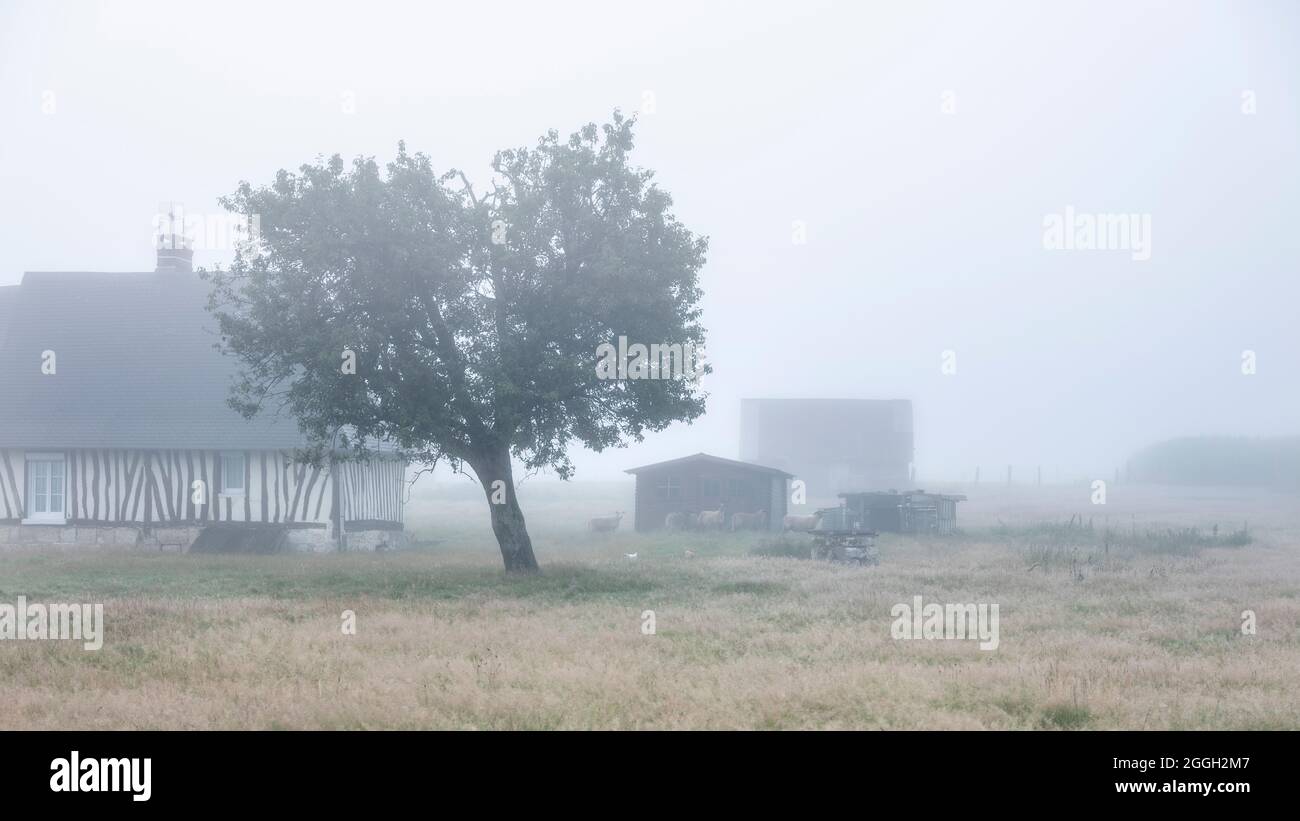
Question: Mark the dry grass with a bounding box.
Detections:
[1,483,1297,729]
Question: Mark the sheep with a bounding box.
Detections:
[696,505,726,530]
[664,511,692,531]
[588,512,624,532]
[730,510,768,531]
[783,511,823,532]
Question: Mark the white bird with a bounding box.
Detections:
[624,552,638,560]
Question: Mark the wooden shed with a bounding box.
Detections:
[624,453,791,532]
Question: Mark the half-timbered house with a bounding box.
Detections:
[0,246,405,552]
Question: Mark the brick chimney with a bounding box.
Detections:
[155,202,194,273]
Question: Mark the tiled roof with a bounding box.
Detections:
[0,271,309,450]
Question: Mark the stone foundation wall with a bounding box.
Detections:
[342,529,408,553]
[284,527,334,553]
[0,524,202,553]
[0,523,405,554]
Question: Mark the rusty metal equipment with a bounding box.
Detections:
[809,505,879,565]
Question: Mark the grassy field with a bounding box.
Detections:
[1,482,1297,729]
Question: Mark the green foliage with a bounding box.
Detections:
[209,112,708,474]
[205,113,710,569]
[1130,436,1300,487]
[711,580,789,596]
[984,517,1250,563]
[1039,702,1094,730]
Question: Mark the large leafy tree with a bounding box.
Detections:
[208,113,709,571]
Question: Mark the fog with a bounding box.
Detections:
[3,0,1297,482]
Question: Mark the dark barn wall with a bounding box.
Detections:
[740,398,914,496]
[766,475,788,531]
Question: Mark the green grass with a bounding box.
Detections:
[0,553,718,607]
[1039,702,1095,730]
[1,487,1298,729]
[748,534,812,558]
[710,580,789,596]
[969,518,1253,570]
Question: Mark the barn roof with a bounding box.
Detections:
[0,270,309,450]
[0,285,17,353]
[624,452,794,478]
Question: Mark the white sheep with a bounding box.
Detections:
[696,506,726,530]
[588,512,625,532]
[664,511,691,530]
[782,511,823,532]
[730,510,768,531]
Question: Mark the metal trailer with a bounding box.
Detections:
[809,505,880,565]
[837,490,966,535]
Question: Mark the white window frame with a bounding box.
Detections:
[23,452,67,525]
[657,476,680,501]
[220,451,247,497]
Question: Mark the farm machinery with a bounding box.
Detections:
[808,505,879,566]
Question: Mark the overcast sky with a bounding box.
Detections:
[2,0,1297,482]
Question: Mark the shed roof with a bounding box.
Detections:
[0,271,309,450]
[624,452,793,478]
[839,489,968,502]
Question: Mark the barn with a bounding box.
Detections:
[0,245,405,552]
[624,453,791,532]
[740,398,914,496]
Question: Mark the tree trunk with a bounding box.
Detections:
[471,447,540,573]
